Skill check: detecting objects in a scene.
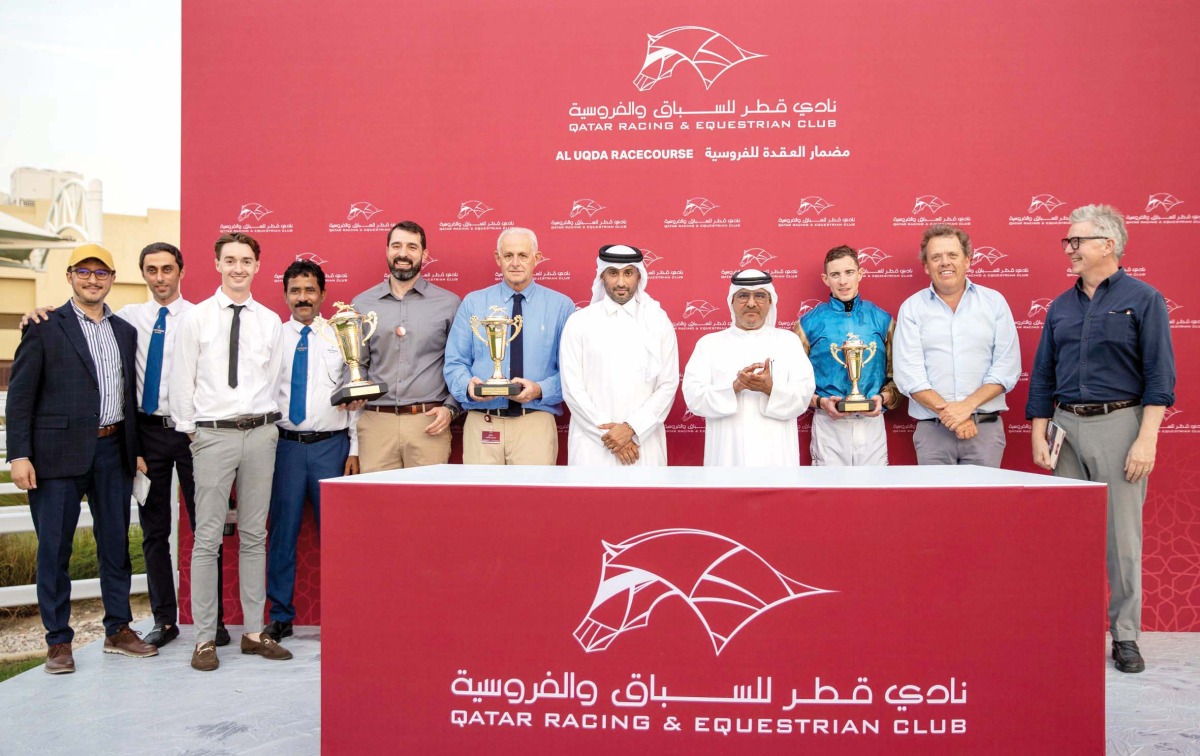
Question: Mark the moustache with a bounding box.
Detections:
[295,301,314,308]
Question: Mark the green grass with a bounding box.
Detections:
[0,526,146,588]
[0,657,44,682]
[0,475,22,508]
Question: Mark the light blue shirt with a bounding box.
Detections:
[71,299,124,426]
[444,280,576,414]
[892,279,1020,420]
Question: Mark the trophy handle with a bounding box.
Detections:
[829,343,846,368]
[314,316,339,347]
[862,342,878,366]
[507,315,523,343]
[469,315,489,344]
[361,312,378,343]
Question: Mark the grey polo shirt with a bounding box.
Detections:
[351,276,461,410]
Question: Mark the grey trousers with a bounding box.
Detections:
[913,417,1006,467]
[1053,406,1146,641]
[189,424,277,643]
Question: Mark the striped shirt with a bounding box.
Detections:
[70,299,125,425]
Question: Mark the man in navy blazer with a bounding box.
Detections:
[6,243,157,673]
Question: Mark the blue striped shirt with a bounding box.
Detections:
[71,299,124,425]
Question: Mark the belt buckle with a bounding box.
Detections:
[235,416,256,431]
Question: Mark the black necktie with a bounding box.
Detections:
[507,293,524,412]
[228,304,245,388]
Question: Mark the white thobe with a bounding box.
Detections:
[683,326,815,467]
[560,298,679,466]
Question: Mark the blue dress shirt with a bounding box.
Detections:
[1026,268,1175,419]
[893,279,1021,420]
[444,281,576,414]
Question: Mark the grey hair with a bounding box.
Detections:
[497,227,539,252]
[1069,204,1128,259]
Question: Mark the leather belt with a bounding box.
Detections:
[137,412,176,429]
[369,403,435,414]
[97,424,120,438]
[474,407,536,419]
[921,411,1001,425]
[1057,400,1139,417]
[278,428,346,444]
[195,412,282,430]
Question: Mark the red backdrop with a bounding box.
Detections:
[181,0,1200,630]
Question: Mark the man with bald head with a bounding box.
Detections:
[682,269,815,466]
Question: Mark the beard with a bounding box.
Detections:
[390,258,422,282]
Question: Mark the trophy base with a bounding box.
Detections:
[473,382,521,398]
[836,397,874,413]
[330,381,389,406]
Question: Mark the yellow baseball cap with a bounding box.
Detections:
[67,243,116,270]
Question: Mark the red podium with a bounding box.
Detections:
[322,465,1106,754]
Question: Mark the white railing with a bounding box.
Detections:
[0,421,176,609]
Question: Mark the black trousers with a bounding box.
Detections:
[137,418,223,625]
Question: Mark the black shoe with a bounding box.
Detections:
[215,624,231,647]
[1112,640,1145,673]
[144,624,180,648]
[263,620,294,642]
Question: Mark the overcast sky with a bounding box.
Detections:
[0,1,181,216]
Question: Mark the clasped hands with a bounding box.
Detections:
[598,421,639,465]
[733,358,773,395]
[934,399,978,439]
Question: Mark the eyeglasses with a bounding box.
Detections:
[1061,236,1109,252]
[733,291,771,303]
[72,267,113,280]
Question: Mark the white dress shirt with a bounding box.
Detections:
[169,287,283,433]
[892,279,1021,420]
[560,297,679,466]
[116,296,195,417]
[275,316,361,455]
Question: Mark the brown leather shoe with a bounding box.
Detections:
[45,643,75,674]
[103,625,158,658]
[191,641,219,671]
[241,633,293,660]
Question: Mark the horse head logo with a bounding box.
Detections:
[912,195,948,215]
[684,197,719,216]
[574,529,832,655]
[238,203,272,222]
[1028,194,1064,215]
[571,199,606,218]
[797,196,833,216]
[633,27,764,91]
[347,201,382,221]
[1146,193,1183,213]
[971,246,1006,266]
[458,200,492,220]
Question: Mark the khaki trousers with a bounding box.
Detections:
[356,410,452,472]
[463,410,557,465]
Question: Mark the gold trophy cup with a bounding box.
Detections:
[829,332,878,413]
[469,305,524,397]
[318,301,389,405]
